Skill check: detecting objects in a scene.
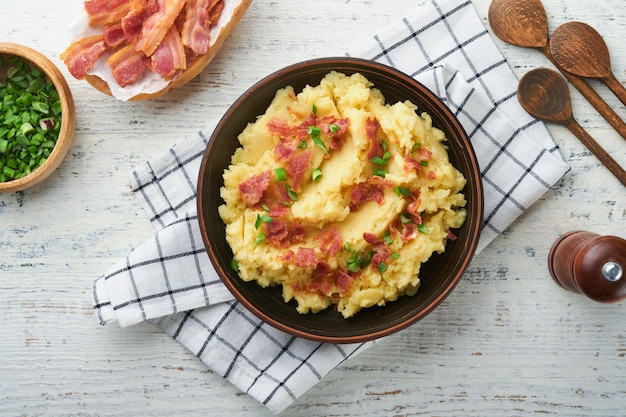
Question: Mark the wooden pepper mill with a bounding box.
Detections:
[548,231,626,302]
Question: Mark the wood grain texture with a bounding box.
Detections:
[1,0,625,416]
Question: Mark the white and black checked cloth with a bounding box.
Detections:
[92,0,570,413]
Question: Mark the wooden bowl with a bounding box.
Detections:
[0,43,75,193]
[197,57,484,343]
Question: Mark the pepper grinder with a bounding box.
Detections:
[548,231,626,303]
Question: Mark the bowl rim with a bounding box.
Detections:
[197,56,484,343]
[0,42,76,193]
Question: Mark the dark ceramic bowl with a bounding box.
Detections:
[197,57,484,344]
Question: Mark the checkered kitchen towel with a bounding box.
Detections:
[92,0,570,413]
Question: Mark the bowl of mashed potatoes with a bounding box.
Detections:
[197,57,483,343]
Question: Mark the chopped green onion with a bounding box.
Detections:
[312,104,317,115]
[399,213,413,224]
[31,101,49,114]
[254,231,266,246]
[370,156,387,166]
[274,167,287,181]
[372,167,388,178]
[378,262,388,274]
[298,140,307,149]
[420,160,429,167]
[382,151,391,161]
[312,168,323,182]
[394,186,411,197]
[0,56,62,183]
[329,124,340,134]
[254,213,273,230]
[382,230,393,245]
[312,136,328,155]
[231,258,239,272]
[391,253,400,260]
[411,143,421,153]
[343,242,351,252]
[307,126,321,136]
[286,184,298,201]
[346,250,362,272]
[418,224,430,234]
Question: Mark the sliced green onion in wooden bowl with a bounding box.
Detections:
[0,43,75,193]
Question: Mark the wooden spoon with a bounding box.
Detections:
[517,68,626,187]
[550,21,626,107]
[488,0,626,141]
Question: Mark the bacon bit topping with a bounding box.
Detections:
[418,147,432,161]
[319,116,349,151]
[294,247,318,269]
[267,205,289,218]
[314,227,343,257]
[370,240,392,272]
[285,149,313,191]
[406,196,423,224]
[239,171,271,207]
[366,118,382,159]
[362,232,378,245]
[60,35,108,80]
[399,222,418,243]
[312,262,333,294]
[427,170,437,180]
[447,229,458,241]
[267,117,294,137]
[263,220,306,248]
[107,44,151,87]
[359,232,393,272]
[334,270,353,295]
[350,178,386,209]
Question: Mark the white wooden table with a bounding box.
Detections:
[1,1,625,415]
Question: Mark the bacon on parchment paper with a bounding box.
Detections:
[62,0,225,88]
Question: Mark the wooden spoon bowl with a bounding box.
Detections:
[0,43,75,193]
[488,0,548,48]
[550,21,626,106]
[518,68,626,187]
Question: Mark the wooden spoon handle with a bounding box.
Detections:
[567,119,626,187]
[604,73,626,108]
[542,46,626,141]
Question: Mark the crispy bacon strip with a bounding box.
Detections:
[107,44,150,87]
[60,35,108,79]
[121,0,149,43]
[84,0,133,27]
[135,0,187,56]
[103,22,127,48]
[150,26,187,77]
[208,0,224,26]
[181,0,211,55]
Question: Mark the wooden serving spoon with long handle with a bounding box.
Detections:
[550,21,626,107]
[488,0,626,141]
[517,68,626,187]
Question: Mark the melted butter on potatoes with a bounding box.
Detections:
[219,71,467,318]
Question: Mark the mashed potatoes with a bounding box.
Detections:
[219,71,467,318]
